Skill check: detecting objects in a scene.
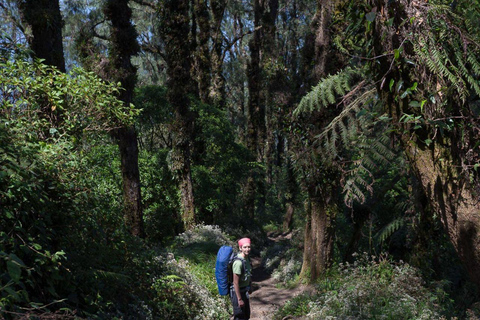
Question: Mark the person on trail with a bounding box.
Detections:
[231,237,252,320]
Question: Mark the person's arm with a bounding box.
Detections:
[233,273,244,307]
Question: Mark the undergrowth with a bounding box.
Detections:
[166,224,236,319]
[274,253,476,319]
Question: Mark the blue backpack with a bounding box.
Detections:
[215,245,245,295]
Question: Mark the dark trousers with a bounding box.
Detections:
[230,287,250,320]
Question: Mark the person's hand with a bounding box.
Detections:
[238,298,244,307]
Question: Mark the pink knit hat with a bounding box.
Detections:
[238,238,251,247]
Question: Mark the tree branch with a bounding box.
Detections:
[221,26,262,62]
[131,0,157,10]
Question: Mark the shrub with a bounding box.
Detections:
[275,253,455,319]
[158,225,236,319]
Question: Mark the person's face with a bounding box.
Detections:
[240,243,251,256]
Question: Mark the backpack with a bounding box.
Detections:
[215,245,246,295]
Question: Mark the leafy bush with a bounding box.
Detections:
[167,224,235,319]
[0,47,145,318]
[261,230,303,286]
[190,100,251,226]
[275,253,457,319]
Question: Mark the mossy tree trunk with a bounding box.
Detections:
[103,0,144,237]
[18,0,65,127]
[402,131,480,286]
[261,0,279,188]
[371,0,480,288]
[210,0,227,109]
[244,0,265,220]
[18,0,65,73]
[160,0,197,230]
[297,0,345,281]
[193,0,211,104]
[299,182,338,281]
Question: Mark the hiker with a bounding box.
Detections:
[231,237,252,320]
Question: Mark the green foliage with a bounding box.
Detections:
[275,254,457,319]
[263,244,303,287]
[191,99,251,225]
[152,274,197,319]
[0,60,139,136]
[0,46,148,318]
[411,2,480,103]
[295,65,395,207]
[294,67,362,116]
[166,225,236,319]
[134,85,251,228]
[140,149,182,242]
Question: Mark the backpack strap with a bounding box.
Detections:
[232,256,247,276]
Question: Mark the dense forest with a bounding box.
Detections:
[1,0,480,319]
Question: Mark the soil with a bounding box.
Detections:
[247,233,310,320]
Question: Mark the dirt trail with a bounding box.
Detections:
[248,234,309,320]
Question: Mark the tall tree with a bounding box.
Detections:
[261,0,279,186]
[16,0,66,127]
[193,0,211,104]
[17,0,65,72]
[244,0,266,220]
[369,0,480,288]
[210,0,227,108]
[295,0,345,281]
[160,0,197,230]
[103,0,144,237]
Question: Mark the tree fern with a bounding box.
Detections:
[374,218,405,245]
[295,66,395,206]
[411,2,480,103]
[294,67,361,116]
[313,86,376,163]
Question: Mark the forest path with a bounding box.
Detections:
[248,233,309,320]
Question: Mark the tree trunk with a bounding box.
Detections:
[300,189,337,281]
[18,0,65,73]
[18,0,65,127]
[283,156,297,232]
[244,0,265,220]
[103,0,144,237]
[116,127,144,237]
[297,0,344,281]
[160,0,196,230]
[404,135,480,286]
[371,0,480,288]
[193,0,211,104]
[209,0,227,108]
[262,0,279,186]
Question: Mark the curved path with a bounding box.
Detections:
[248,239,309,319]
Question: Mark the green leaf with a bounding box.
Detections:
[394,49,400,60]
[7,260,22,283]
[366,12,376,22]
[409,101,420,107]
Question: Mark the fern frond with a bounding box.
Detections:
[466,49,480,75]
[314,87,376,158]
[454,50,480,96]
[294,67,362,116]
[343,176,367,206]
[374,218,405,244]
